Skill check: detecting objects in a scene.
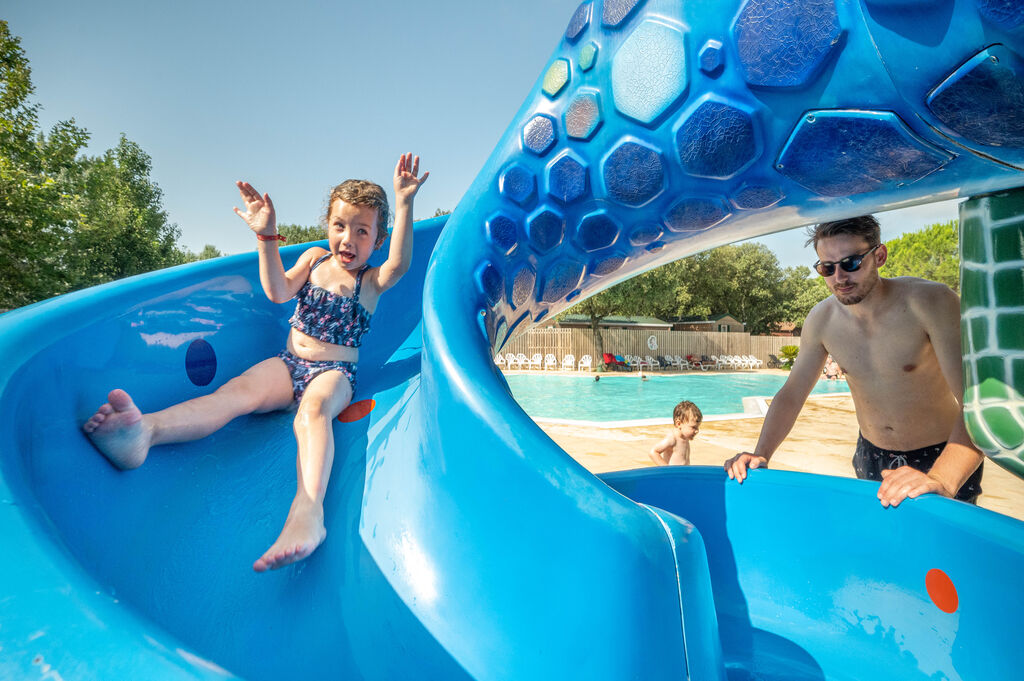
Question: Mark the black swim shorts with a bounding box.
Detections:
[853,433,983,504]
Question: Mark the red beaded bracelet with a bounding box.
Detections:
[256,233,286,242]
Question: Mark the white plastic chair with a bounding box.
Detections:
[578,354,593,371]
[516,353,529,370]
[746,354,764,369]
[494,354,506,369]
[644,355,660,370]
[710,355,727,370]
[561,354,575,371]
[544,353,558,371]
[673,355,690,370]
[526,353,541,370]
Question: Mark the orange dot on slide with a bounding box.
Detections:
[926,568,959,613]
[338,399,376,423]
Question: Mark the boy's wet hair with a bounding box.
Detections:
[323,180,391,247]
[673,400,702,425]
[805,215,881,250]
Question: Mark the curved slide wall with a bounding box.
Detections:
[3,1,1024,680]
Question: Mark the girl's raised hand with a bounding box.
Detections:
[394,153,429,202]
[233,181,277,236]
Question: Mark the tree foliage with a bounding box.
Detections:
[1,21,187,308]
[884,219,959,291]
[277,223,327,245]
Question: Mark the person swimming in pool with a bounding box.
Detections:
[83,153,429,572]
[724,215,984,507]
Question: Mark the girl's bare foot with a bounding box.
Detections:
[82,389,151,470]
[253,497,327,572]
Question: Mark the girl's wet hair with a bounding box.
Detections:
[323,180,391,247]
[805,215,881,250]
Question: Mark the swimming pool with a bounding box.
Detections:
[503,373,850,423]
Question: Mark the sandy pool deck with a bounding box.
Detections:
[534,392,1024,522]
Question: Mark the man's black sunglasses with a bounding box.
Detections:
[813,244,881,277]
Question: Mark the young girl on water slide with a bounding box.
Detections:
[83,153,429,572]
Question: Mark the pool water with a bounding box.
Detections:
[503,373,849,422]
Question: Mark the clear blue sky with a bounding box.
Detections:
[7,0,959,269]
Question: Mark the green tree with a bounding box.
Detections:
[65,135,186,289]
[196,244,223,260]
[1,21,187,307]
[884,220,959,291]
[0,20,89,306]
[278,223,326,245]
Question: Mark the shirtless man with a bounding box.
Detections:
[724,216,984,507]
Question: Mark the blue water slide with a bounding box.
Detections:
[3,1,1024,679]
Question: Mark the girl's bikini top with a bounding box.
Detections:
[289,254,372,347]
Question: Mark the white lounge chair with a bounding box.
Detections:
[561,354,576,371]
[517,353,531,370]
[710,355,728,370]
[544,353,558,371]
[527,353,542,370]
[644,355,660,370]
[673,355,691,370]
[505,352,519,369]
[578,354,593,371]
[746,354,764,369]
[494,354,506,369]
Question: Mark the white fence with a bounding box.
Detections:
[499,327,798,366]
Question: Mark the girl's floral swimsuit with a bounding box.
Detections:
[278,253,372,401]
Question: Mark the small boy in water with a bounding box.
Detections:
[649,400,702,466]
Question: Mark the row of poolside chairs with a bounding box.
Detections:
[495,352,594,371]
[495,351,765,372]
[605,353,765,371]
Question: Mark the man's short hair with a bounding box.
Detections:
[805,215,881,250]
[673,400,703,425]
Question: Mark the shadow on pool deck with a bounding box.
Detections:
[536,394,1024,522]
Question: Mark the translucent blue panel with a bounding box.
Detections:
[734,0,843,88]
[485,214,519,256]
[565,91,602,140]
[475,261,503,307]
[976,0,1024,29]
[676,99,757,179]
[510,263,536,309]
[699,39,725,76]
[611,20,688,124]
[541,259,585,303]
[548,154,589,204]
[523,115,557,155]
[498,164,536,206]
[576,211,621,252]
[603,140,664,206]
[629,222,663,245]
[527,209,566,254]
[603,0,645,27]
[733,184,783,209]
[777,110,954,197]
[927,45,1024,147]
[566,2,592,42]
[664,197,731,232]
[591,254,627,276]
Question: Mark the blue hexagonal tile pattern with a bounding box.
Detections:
[777,110,954,196]
[565,91,603,140]
[676,98,758,179]
[603,140,665,205]
[576,211,620,251]
[510,263,536,309]
[541,259,586,303]
[611,20,689,125]
[734,0,843,88]
[548,153,589,204]
[664,197,731,232]
[523,115,557,155]
[527,208,566,253]
[566,2,592,42]
[485,214,520,256]
[498,164,536,206]
[603,0,645,27]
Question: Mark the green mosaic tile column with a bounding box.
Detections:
[960,188,1024,478]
